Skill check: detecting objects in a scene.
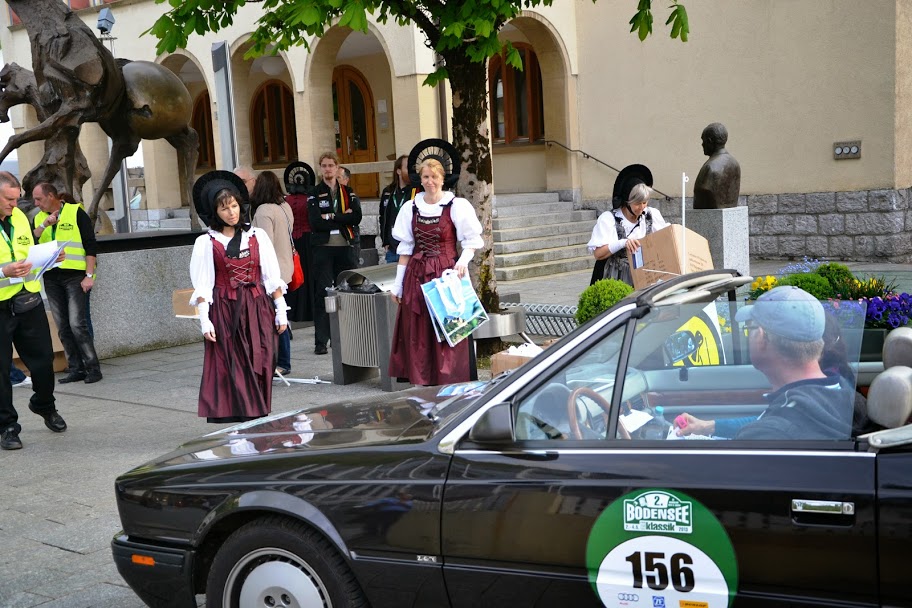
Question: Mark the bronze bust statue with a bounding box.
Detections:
[694,123,741,209]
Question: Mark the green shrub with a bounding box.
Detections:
[777,272,834,300]
[576,279,633,325]
[815,263,855,290]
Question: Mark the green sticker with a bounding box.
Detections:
[586,489,738,608]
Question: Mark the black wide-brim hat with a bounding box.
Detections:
[284,161,316,195]
[612,164,654,209]
[193,170,249,226]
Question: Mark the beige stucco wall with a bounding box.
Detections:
[575,0,897,200]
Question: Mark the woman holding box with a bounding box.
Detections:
[588,183,669,287]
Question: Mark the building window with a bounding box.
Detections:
[68,0,91,10]
[192,91,216,170]
[488,44,544,145]
[250,80,298,165]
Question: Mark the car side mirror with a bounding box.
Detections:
[664,330,698,364]
[468,402,514,444]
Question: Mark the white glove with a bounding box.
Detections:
[197,301,215,335]
[274,296,289,326]
[391,264,407,298]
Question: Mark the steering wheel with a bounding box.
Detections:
[567,387,631,440]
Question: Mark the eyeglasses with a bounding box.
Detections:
[744,321,762,333]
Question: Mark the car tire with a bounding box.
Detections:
[206,515,368,608]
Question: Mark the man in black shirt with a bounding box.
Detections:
[307,152,362,355]
[378,155,421,264]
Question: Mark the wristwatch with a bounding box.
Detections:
[86,273,94,279]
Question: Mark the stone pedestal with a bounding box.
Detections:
[685,207,750,278]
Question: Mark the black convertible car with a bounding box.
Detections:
[112,270,912,608]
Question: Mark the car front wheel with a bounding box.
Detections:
[206,516,367,608]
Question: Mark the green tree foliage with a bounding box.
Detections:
[576,279,633,325]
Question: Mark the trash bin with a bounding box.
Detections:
[326,264,409,391]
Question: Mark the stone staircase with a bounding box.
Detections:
[494,192,595,282]
[360,192,596,281]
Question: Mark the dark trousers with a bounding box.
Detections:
[312,245,357,346]
[0,301,56,433]
[44,270,100,374]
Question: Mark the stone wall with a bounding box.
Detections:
[582,187,911,263]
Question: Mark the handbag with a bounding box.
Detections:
[281,205,305,291]
[421,269,488,347]
[10,290,41,315]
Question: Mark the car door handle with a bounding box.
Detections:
[791,499,855,515]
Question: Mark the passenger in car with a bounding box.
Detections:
[675,287,853,440]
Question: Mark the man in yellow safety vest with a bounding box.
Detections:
[0,172,67,451]
[32,183,101,384]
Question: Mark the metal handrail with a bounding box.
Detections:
[543,139,673,200]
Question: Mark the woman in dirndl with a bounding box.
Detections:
[588,183,669,287]
[388,159,483,386]
[189,171,288,423]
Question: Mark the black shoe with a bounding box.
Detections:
[59,371,87,384]
[314,344,328,355]
[1,428,22,450]
[84,370,103,384]
[42,411,67,433]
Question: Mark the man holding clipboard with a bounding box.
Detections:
[0,172,67,450]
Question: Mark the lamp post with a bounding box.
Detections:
[97,8,132,233]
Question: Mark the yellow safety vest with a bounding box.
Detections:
[0,207,41,301]
[34,203,87,271]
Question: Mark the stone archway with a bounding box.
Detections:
[496,13,576,199]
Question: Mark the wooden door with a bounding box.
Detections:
[333,66,379,197]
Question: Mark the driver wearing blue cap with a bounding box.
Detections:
[676,286,854,440]
[732,286,853,440]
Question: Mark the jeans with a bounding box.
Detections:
[43,270,100,374]
[10,365,25,384]
[85,289,94,338]
[0,301,56,434]
[312,245,357,347]
[277,326,292,372]
[385,249,399,264]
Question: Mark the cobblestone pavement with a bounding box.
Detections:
[2,259,910,607]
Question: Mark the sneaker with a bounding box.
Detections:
[1,427,22,450]
[59,371,87,384]
[12,376,32,389]
[273,368,290,378]
[41,411,67,433]
[314,344,328,355]
[84,370,103,384]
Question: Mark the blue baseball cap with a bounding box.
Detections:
[736,286,825,342]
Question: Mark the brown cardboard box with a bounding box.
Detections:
[627,224,714,290]
[173,288,198,317]
[13,311,67,372]
[490,351,535,377]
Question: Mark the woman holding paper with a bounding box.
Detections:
[388,159,483,386]
[588,183,669,286]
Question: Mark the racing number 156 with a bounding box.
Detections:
[625,551,695,592]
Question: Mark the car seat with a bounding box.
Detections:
[866,327,912,429]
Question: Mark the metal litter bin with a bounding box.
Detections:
[326,264,409,391]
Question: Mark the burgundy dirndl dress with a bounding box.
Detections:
[198,234,276,423]
[388,203,470,386]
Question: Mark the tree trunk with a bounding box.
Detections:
[444,55,499,313]
[444,54,504,358]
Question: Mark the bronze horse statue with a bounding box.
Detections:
[0,0,199,226]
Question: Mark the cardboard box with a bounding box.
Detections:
[627,224,714,290]
[173,288,199,318]
[490,351,535,377]
[13,311,67,373]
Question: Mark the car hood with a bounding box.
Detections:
[145,382,488,467]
